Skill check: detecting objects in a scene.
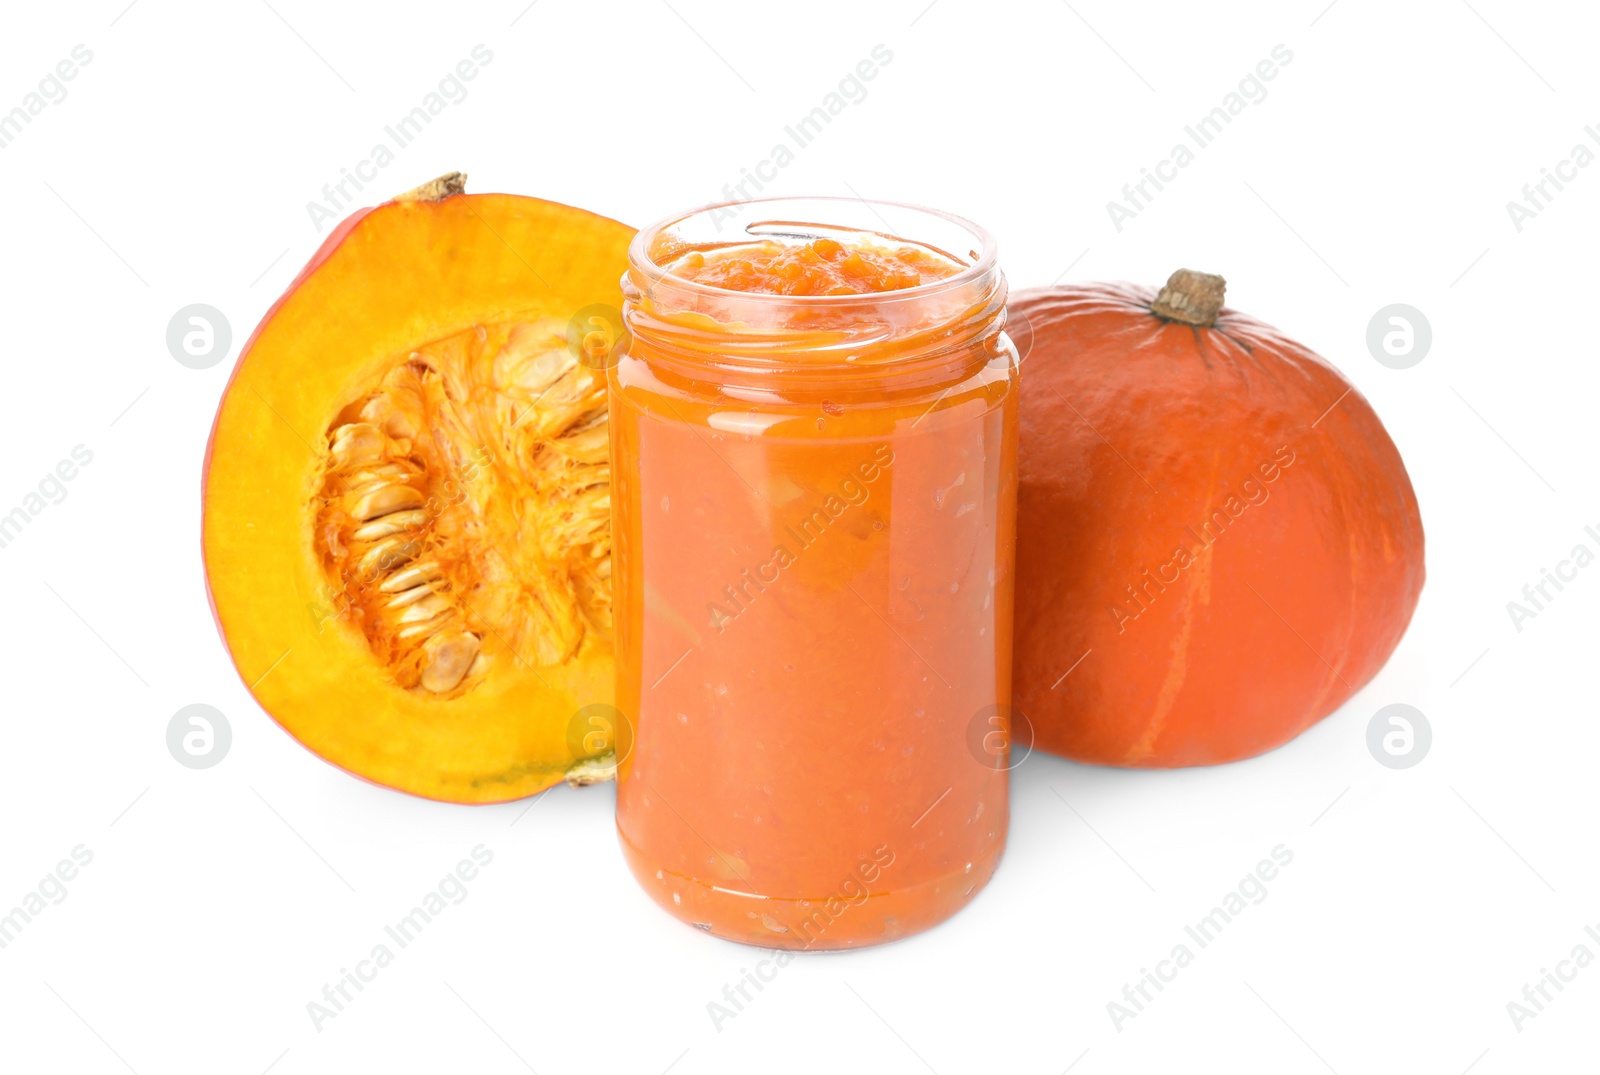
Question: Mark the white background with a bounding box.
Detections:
[2,0,1596,1072]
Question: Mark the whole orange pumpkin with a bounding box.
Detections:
[1011,270,1424,767]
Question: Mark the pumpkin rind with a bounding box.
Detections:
[1011,281,1424,767]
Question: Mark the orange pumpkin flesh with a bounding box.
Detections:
[202,175,634,802]
[1012,271,1424,767]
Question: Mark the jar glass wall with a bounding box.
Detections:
[610,197,1019,949]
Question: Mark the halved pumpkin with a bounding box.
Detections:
[202,174,633,802]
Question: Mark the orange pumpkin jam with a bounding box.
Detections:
[613,208,1017,950]
[667,237,962,296]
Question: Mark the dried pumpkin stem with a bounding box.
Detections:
[1150,268,1226,327]
[396,171,467,204]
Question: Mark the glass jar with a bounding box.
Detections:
[610,197,1019,949]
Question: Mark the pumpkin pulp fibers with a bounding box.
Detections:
[314,319,612,696]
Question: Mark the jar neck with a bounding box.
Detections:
[620,265,1010,398]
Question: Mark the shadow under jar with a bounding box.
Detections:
[609,197,1019,950]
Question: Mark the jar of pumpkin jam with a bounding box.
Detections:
[610,197,1019,949]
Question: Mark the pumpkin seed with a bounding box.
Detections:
[381,562,443,593]
[419,631,480,692]
[385,583,437,610]
[348,483,425,521]
[352,509,427,541]
[357,536,419,577]
[329,423,385,468]
[397,612,457,641]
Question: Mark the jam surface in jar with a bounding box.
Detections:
[667,237,962,296]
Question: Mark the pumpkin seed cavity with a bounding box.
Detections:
[315,319,611,696]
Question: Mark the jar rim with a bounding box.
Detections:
[627,195,1001,307]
